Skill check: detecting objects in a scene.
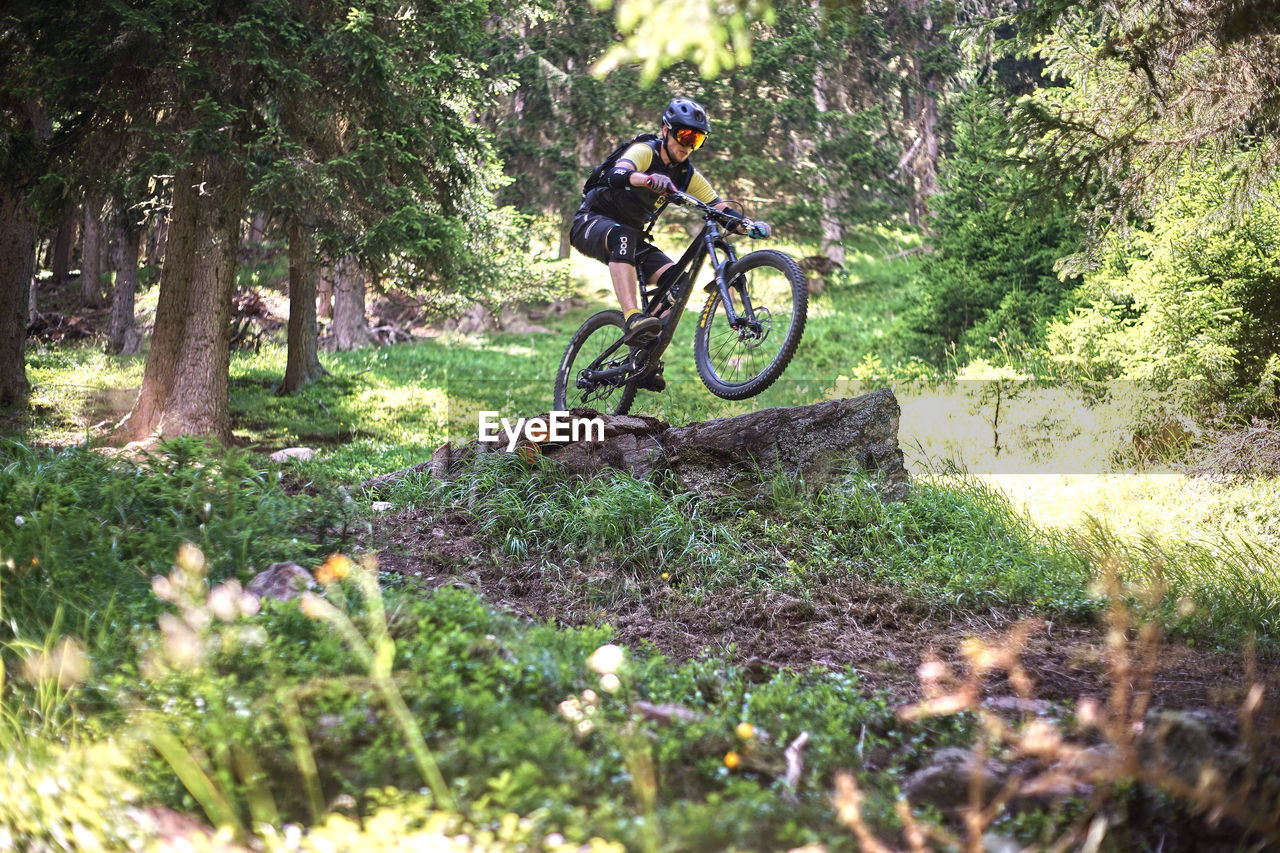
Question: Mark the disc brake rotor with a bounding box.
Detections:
[740,307,772,349]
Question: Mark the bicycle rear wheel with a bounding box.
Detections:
[554,310,638,415]
[694,249,807,400]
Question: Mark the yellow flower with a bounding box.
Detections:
[315,553,353,586]
[176,542,206,575]
[736,721,755,740]
[723,751,741,770]
[661,572,670,580]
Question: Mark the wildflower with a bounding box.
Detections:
[558,697,584,722]
[723,750,741,769]
[14,515,24,527]
[158,613,200,666]
[315,553,353,586]
[599,673,621,694]
[661,572,670,580]
[176,542,206,575]
[576,719,594,736]
[736,721,755,740]
[239,590,261,617]
[207,581,237,622]
[587,643,625,675]
[151,575,173,601]
[299,591,332,620]
[22,638,88,688]
[582,689,598,705]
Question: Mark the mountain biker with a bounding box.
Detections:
[569,97,770,392]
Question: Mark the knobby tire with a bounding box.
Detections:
[693,249,807,400]
[554,309,638,415]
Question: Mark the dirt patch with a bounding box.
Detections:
[367,507,1280,717]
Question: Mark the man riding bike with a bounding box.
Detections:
[569,97,771,392]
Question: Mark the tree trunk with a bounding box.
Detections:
[281,218,326,393]
[0,181,35,405]
[81,194,108,309]
[50,201,77,288]
[811,5,847,268]
[907,1,941,228]
[316,263,333,320]
[107,216,143,355]
[124,156,246,443]
[144,216,167,267]
[558,208,573,260]
[400,391,910,503]
[329,255,371,350]
[247,210,267,246]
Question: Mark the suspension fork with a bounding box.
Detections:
[705,223,757,330]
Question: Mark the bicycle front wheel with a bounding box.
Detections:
[554,309,638,415]
[694,249,808,400]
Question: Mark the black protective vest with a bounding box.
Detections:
[581,138,694,231]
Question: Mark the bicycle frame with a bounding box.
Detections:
[574,193,760,391]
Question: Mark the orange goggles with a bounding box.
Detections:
[671,126,707,150]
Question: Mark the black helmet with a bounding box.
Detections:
[662,97,710,133]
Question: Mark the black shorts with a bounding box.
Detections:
[570,209,672,285]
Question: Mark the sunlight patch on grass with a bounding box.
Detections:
[981,472,1280,550]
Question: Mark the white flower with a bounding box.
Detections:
[558,697,584,722]
[207,581,243,622]
[599,673,621,694]
[586,643,625,675]
[13,515,24,527]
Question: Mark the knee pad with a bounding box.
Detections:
[606,225,641,264]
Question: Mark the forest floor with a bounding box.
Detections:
[368,504,1280,717]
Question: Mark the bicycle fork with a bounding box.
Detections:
[704,224,763,338]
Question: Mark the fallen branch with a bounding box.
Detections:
[784,731,810,789]
[632,700,702,725]
[882,245,931,261]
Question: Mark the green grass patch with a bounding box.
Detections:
[0,438,343,662]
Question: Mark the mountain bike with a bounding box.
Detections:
[554,191,808,415]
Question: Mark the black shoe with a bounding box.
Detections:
[639,366,666,392]
[622,313,661,345]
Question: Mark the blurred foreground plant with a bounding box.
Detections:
[296,552,455,811]
[831,568,1280,850]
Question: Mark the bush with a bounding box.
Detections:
[1045,168,1280,420]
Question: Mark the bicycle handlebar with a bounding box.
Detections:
[666,190,763,237]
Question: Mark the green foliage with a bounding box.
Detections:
[904,85,1082,364]
[111,577,965,847]
[1045,170,1280,418]
[0,439,339,656]
[1014,0,1280,237]
[0,741,156,851]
